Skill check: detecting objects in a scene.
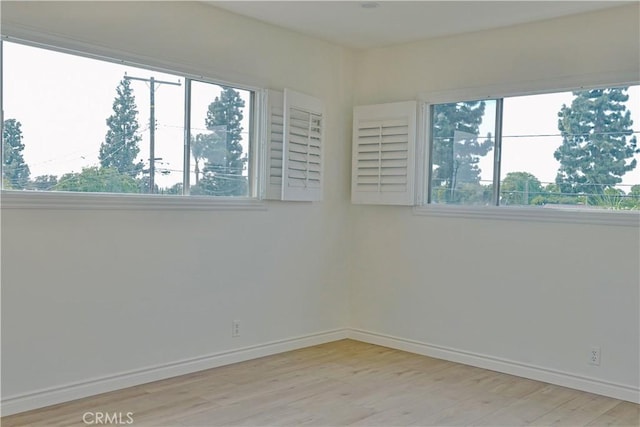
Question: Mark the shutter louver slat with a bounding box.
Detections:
[380,143,409,152]
[282,90,324,201]
[265,90,285,199]
[289,152,308,162]
[351,101,417,205]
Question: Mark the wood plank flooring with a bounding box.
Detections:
[2,339,638,426]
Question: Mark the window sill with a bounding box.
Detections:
[413,204,640,227]
[0,191,268,211]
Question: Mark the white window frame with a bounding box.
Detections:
[0,33,268,211]
[416,77,640,227]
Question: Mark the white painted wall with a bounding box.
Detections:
[350,4,639,399]
[0,0,353,410]
[353,5,640,104]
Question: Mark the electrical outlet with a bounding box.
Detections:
[589,346,601,366]
[232,320,240,337]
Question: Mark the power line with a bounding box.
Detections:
[124,74,181,193]
[502,130,640,139]
[433,130,640,141]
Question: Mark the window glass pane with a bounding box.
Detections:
[2,41,254,198]
[189,81,251,197]
[430,99,496,205]
[501,86,639,210]
[1,41,186,194]
[128,75,184,195]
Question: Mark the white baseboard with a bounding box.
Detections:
[348,328,640,404]
[0,329,348,416]
[3,327,638,417]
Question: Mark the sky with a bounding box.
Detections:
[2,40,639,192]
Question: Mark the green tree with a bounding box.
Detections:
[431,101,493,202]
[55,167,140,193]
[580,187,639,209]
[625,184,640,209]
[190,131,226,187]
[136,176,159,194]
[191,133,208,186]
[99,79,144,178]
[2,119,31,189]
[500,172,543,205]
[193,87,247,196]
[530,183,581,206]
[555,87,638,197]
[28,175,58,191]
[165,182,183,195]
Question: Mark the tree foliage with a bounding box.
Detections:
[190,131,226,186]
[500,172,543,205]
[555,87,638,196]
[165,182,183,195]
[55,167,140,193]
[28,175,59,191]
[431,182,493,205]
[529,183,580,206]
[192,87,248,196]
[2,118,31,189]
[99,78,144,178]
[431,101,493,202]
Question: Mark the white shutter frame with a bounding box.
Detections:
[352,101,417,205]
[281,89,325,201]
[265,89,285,200]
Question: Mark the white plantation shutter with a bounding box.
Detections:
[265,90,285,200]
[352,101,417,205]
[266,88,324,201]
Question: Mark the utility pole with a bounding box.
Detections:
[124,74,181,193]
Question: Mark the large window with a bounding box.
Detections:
[1,40,255,197]
[427,85,640,210]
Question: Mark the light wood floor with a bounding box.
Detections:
[2,339,638,426]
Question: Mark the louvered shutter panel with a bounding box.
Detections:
[265,90,285,200]
[352,101,417,205]
[281,89,324,201]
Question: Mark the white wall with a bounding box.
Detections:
[0,1,353,411]
[350,4,639,401]
[354,4,640,103]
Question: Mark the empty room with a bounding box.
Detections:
[1,1,639,426]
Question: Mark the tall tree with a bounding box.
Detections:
[194,87,247,196]
[555,87,638,196]
[191,133,207,186]
[99,79,144,178]
[431,101,493,202]
[190,132,226,187]
[2,119,31,189]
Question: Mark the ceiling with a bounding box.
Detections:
[207,1,631,49]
